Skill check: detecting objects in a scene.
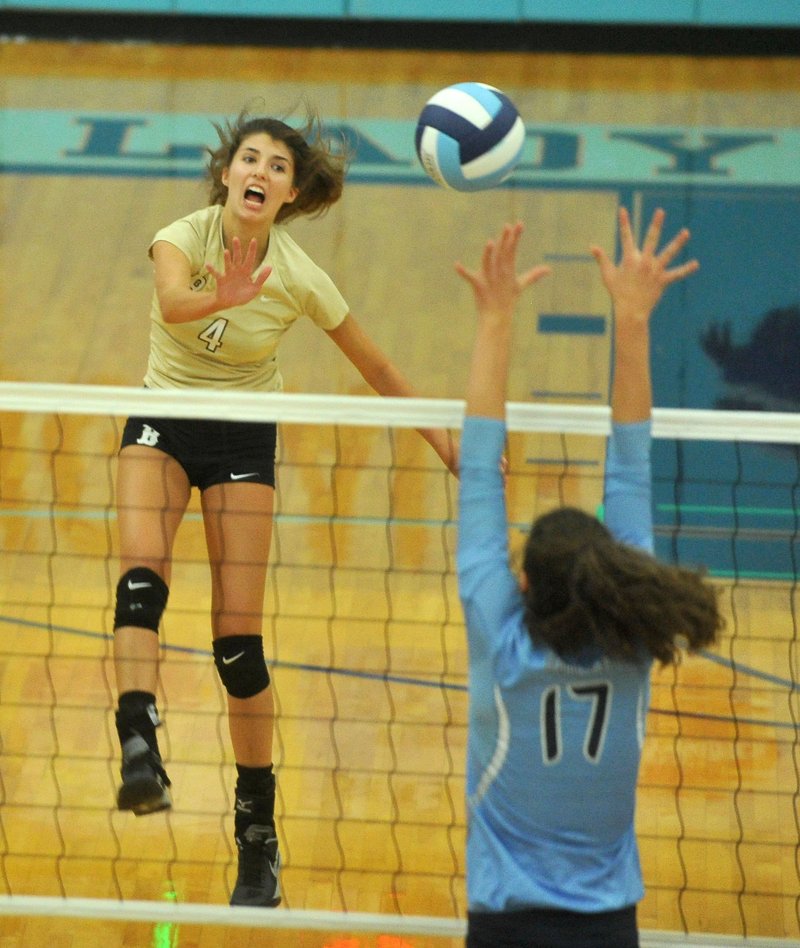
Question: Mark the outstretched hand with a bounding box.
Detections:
[460,222,551,421]
[596,207,699,424]
[590,207,698,324]
[206,236,273,310]
[455,222,551,322]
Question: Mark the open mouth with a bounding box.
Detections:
[244,185,266,208]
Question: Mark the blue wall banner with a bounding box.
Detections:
[2,109,799,189]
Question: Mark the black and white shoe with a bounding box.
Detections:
[116,734,172,815]
[230,823,281,907]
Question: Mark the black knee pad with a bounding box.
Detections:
[114,567,169,633]
[213,635,270,699]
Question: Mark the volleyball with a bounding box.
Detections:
[415,82,525,192]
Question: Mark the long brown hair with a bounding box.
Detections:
[206,107,349,223]
[522,506,724,665]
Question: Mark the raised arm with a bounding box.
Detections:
[455,223,551,419]
[591,206,699,551]
[455,225,551,621]
[591,207,698,424]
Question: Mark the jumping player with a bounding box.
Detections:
[112,107,457,909]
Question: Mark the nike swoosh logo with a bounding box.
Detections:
[128,580,152,590]
[222,651,246,665]
[230,472,260,480]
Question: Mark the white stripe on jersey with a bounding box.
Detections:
[469,684,510,807]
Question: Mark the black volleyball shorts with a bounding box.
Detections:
[120,415,277,491]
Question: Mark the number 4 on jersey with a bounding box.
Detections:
[198,316,228,352]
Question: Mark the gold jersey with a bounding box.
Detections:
[143,205,349,391]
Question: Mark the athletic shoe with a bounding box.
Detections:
[116,734,172,815]
[230,823,281,907]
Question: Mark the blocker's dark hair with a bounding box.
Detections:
[522,506,724,665]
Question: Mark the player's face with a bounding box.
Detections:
[222,133,299,221]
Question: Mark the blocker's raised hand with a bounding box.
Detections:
[590,207,699,323]
[455,222,551,324]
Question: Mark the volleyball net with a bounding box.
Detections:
[0,382,798,947]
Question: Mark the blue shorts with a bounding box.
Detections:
[466,904,638,948]
[120,415,277,491]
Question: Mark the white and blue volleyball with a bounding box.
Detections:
[415,82,525,192]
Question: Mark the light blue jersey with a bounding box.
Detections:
[457,415,654,914]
